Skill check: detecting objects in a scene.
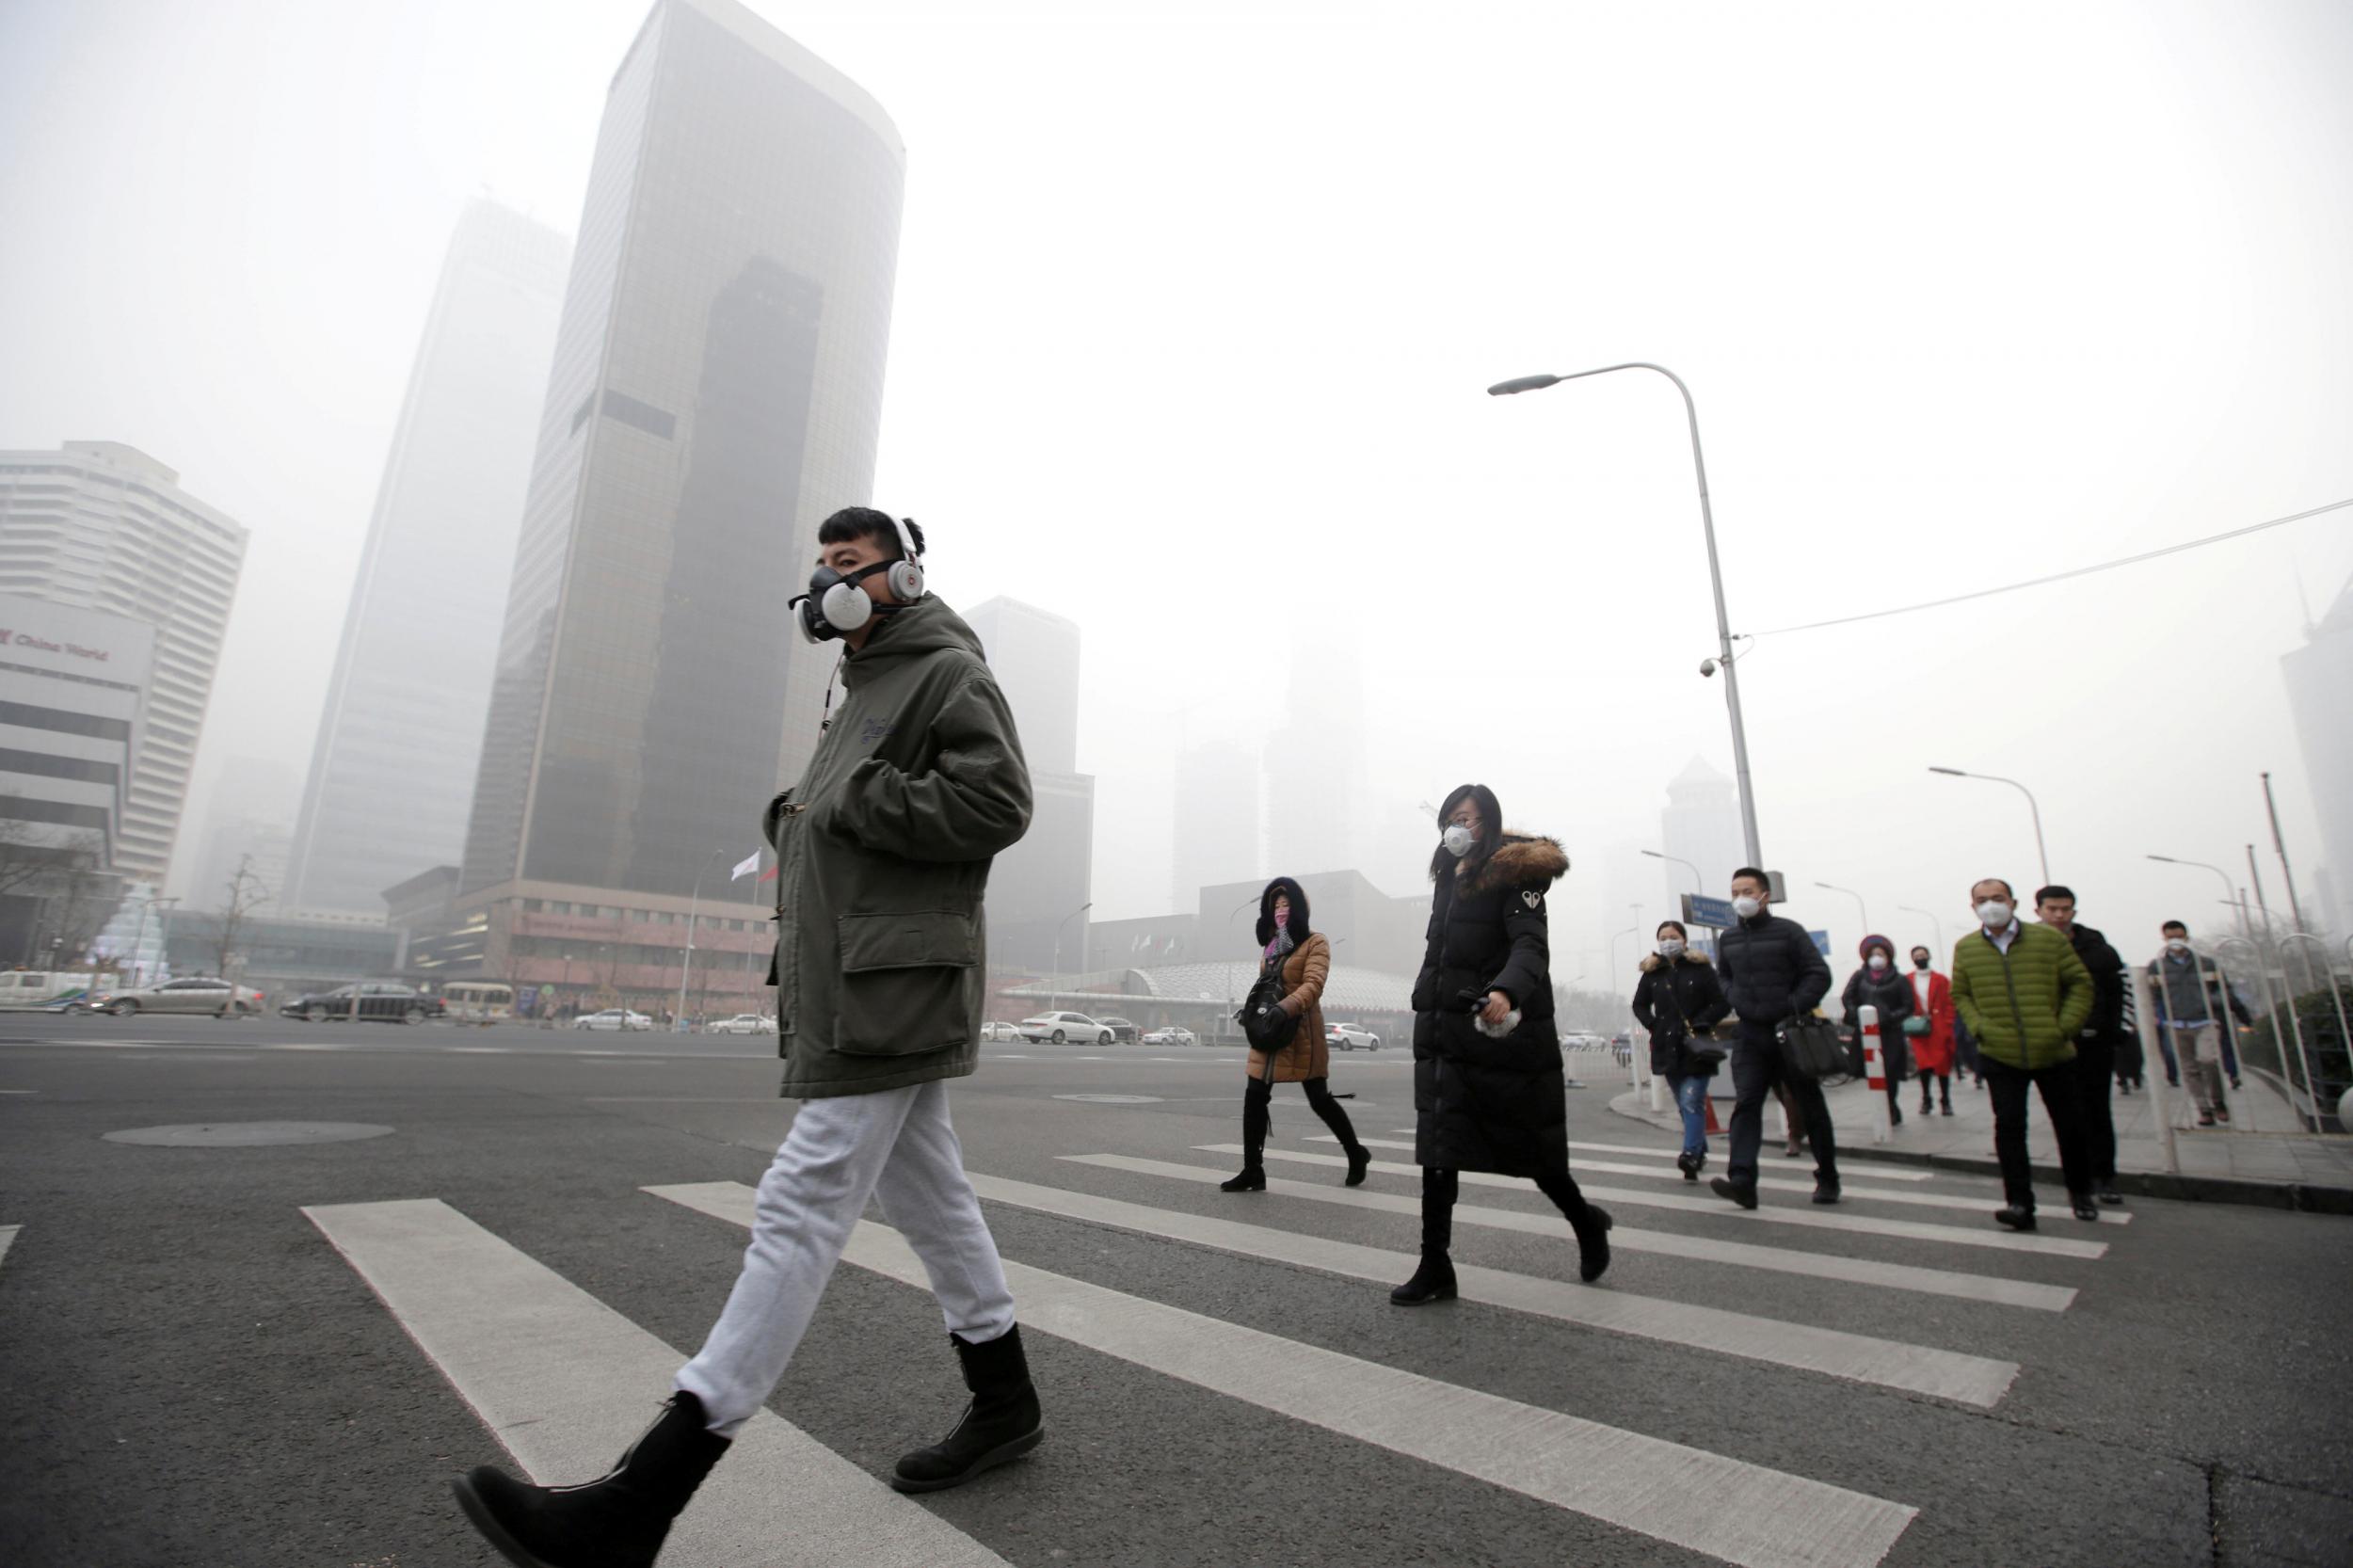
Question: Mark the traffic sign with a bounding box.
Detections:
[1682,893,1737,930]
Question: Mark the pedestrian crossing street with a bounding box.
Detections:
[258,1123,2133,1568]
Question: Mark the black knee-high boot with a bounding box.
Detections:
[1223,1074,1271,1191]
[1391,1169,1458,1304]
[1303,1077,1370,1186]
[1536,1169,1613,1283]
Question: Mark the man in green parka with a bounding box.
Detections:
[455,509,1039,1568]
[1949,875,2097,1231]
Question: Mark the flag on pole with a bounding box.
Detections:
[730,851,760,881]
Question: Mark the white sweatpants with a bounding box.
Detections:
[674,1079,1016,1435]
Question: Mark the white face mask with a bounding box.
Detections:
[1731,894,1762,920]
[1658,937,1686,958]
[1442,823,1475,858]
[1867,954,1889,972]
[1976,900,2012,928]
[2165,937,2191,955]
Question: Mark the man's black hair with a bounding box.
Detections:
[816,506,925,559]
[1972,876,2015,899]
[1257,876,1312,948]
[1731,866,1769,890]
[2035,885,2074,905]
[1910,944,1931,957]
[2161,920,2189,935]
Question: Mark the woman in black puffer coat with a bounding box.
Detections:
[1394,783,1610,1304]
[1631,921,1731,1181]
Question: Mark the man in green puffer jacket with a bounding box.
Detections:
[1949,876,2096,1231]
[454,510,1041,1568]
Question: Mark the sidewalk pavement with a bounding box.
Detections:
[1606,1063,2353,1214]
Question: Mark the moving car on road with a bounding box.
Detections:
[278,982,441,1024]
[573,1008,653,1032]
[97,976,265,1017]
[705,1014,774,1034]
[1142,1026,1196,1047]
[1016,1011,1115,1046]
[1326,1022,1381,1051]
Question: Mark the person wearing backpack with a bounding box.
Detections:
[1631,920,1731,1179]
[1392,784,1610,1304]
[1221,876,1371,1192]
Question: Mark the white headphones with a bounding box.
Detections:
[808,515,925,638]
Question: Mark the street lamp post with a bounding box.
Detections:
[1051,901,1094,1009]
[1815,881,1870,949]
[2148,855,2239,933]
[675,848,733,1033]
[1490,364,1762,869]
[1929,767,2049,888]
[1642,848,1703,899]
[1897,904,1945,958]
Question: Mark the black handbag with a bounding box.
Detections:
[1778,1014,1853,1084]
[1657,971,1727,1066]
[1238,955,1301,1052]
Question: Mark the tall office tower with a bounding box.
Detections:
[962,597,1092,971]
[0,441,248,882]
[1660,755,1743,916]
[1173,739,1261,908]
[454,0,903,1006]
[1264,616,1364,878]
[2282,574,2353,937]
[282,200,568,918]
[186,756,301,917]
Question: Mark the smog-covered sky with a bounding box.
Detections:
[3,0,2348,984]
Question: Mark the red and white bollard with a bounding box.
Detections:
[1860,1003,1890,1144]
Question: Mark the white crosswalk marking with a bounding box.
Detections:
[960,1170,2018,1405]
[302,1198,1012,1568]
[0,1224,18,1272]
[1217,1146,2110,1258]
[1388,1131,1942,1180]
[1305,1136,2123,1221]
[646,1181,1919,1568]
[1070,1155,2078,1312]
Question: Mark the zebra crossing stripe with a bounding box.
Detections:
[1214,1147,2110,1259]
[1389,1132,1939,1181]
[1307,1137,2119,1221]
[0,1224,17,1272]
[301,1199,1013,1568]
[1070,1155,2077,1312]
[959,1170,2017,1405]
[646,1181,1917,1568]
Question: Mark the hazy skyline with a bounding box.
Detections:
[3,0,2347,987]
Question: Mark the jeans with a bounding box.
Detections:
[1667,1072,1710,1157]
[675,1080,1016,1435]
[1726,1023,1838,1188]
[2169,1023,2231,1115]
[1981,1056,2089,1209]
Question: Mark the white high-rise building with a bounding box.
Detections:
[282,200,569,918]
[0,440,248,882]
[1660,756,1744,918]
[1174,739,1261,907]
[963,597,1092,970]
[2282,573,2353,938]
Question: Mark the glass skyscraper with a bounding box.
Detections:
[454,0,903,1012]
[283,200,568,917]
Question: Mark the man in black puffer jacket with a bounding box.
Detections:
[1712,866,1841,1207]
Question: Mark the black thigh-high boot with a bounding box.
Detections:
[1223,1073,1272,1191]
[1391,1168,1458,1304]
[455,1389,729,1568]
[1535,1168,1613,1283]
[1302,1077,1370,1186]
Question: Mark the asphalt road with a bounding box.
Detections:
[2,1015,2347,1568]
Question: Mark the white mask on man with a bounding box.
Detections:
[1976,900,2013,928]
[2165,937,2191,955]
[1731,895,1762,920]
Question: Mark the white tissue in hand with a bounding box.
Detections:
[1473,1009,1523,1038]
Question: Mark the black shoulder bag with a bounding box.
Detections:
[1238,950,1302,1052]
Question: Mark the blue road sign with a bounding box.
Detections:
[1809,929,1833,956]
[1682,893,1737,929]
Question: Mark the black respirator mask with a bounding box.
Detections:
[790,517,927,644]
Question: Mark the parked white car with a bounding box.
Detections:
[706,1014,774,1034]
[574,1008,653,1032]
[1016,1011,1114,1046]
[1325,1022,1381,1051]
[1142,1026,1197,1047]
[979,1020,1023,1042]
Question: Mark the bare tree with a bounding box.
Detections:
[212,853,272,980]
[0,819,69,903]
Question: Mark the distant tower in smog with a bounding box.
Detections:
[1661,755,1743,916]
[2281,572,2353,938]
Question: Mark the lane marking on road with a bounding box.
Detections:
[1208,1147,2109,1259]
[1072,1156,2075,1312]
[0,1088,40,1094]
[962,1170,2015,1405]
[302,1198,1011,1568]
[648,1181,1918,1568]
[1307,1137,2102,1219]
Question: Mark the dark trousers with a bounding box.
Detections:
[1916,1065,1953,1111]
[2071,1036,2117,1185]
[1418,1163,1589,1260]
[1727,1025,1838,1187]
[1982,1056,2090,1208]
[1241,1073,1361,1164]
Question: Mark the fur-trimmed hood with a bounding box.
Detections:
[1455,831,1569,897]
[1640,949,1714,974]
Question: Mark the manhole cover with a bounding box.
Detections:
[1051,1094,1163,1105]
[103,1121,395,1147]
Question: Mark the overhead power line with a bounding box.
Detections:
[1748,497,2351,637]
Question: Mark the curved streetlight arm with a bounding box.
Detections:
[2148,855,2242,937]
[1931,767,2050,888]
[1493,362,1760,868]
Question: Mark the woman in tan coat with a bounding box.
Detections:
[1222,877,1372,1192]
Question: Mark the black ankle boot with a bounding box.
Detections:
[891,1325,1045,1494]
[1344,1145,1370,1187]
[454,1389,728,1568]
[1220,1165,1266,1192]
[1388,1254,1457,1305]
[1570,1204,1613,1283]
